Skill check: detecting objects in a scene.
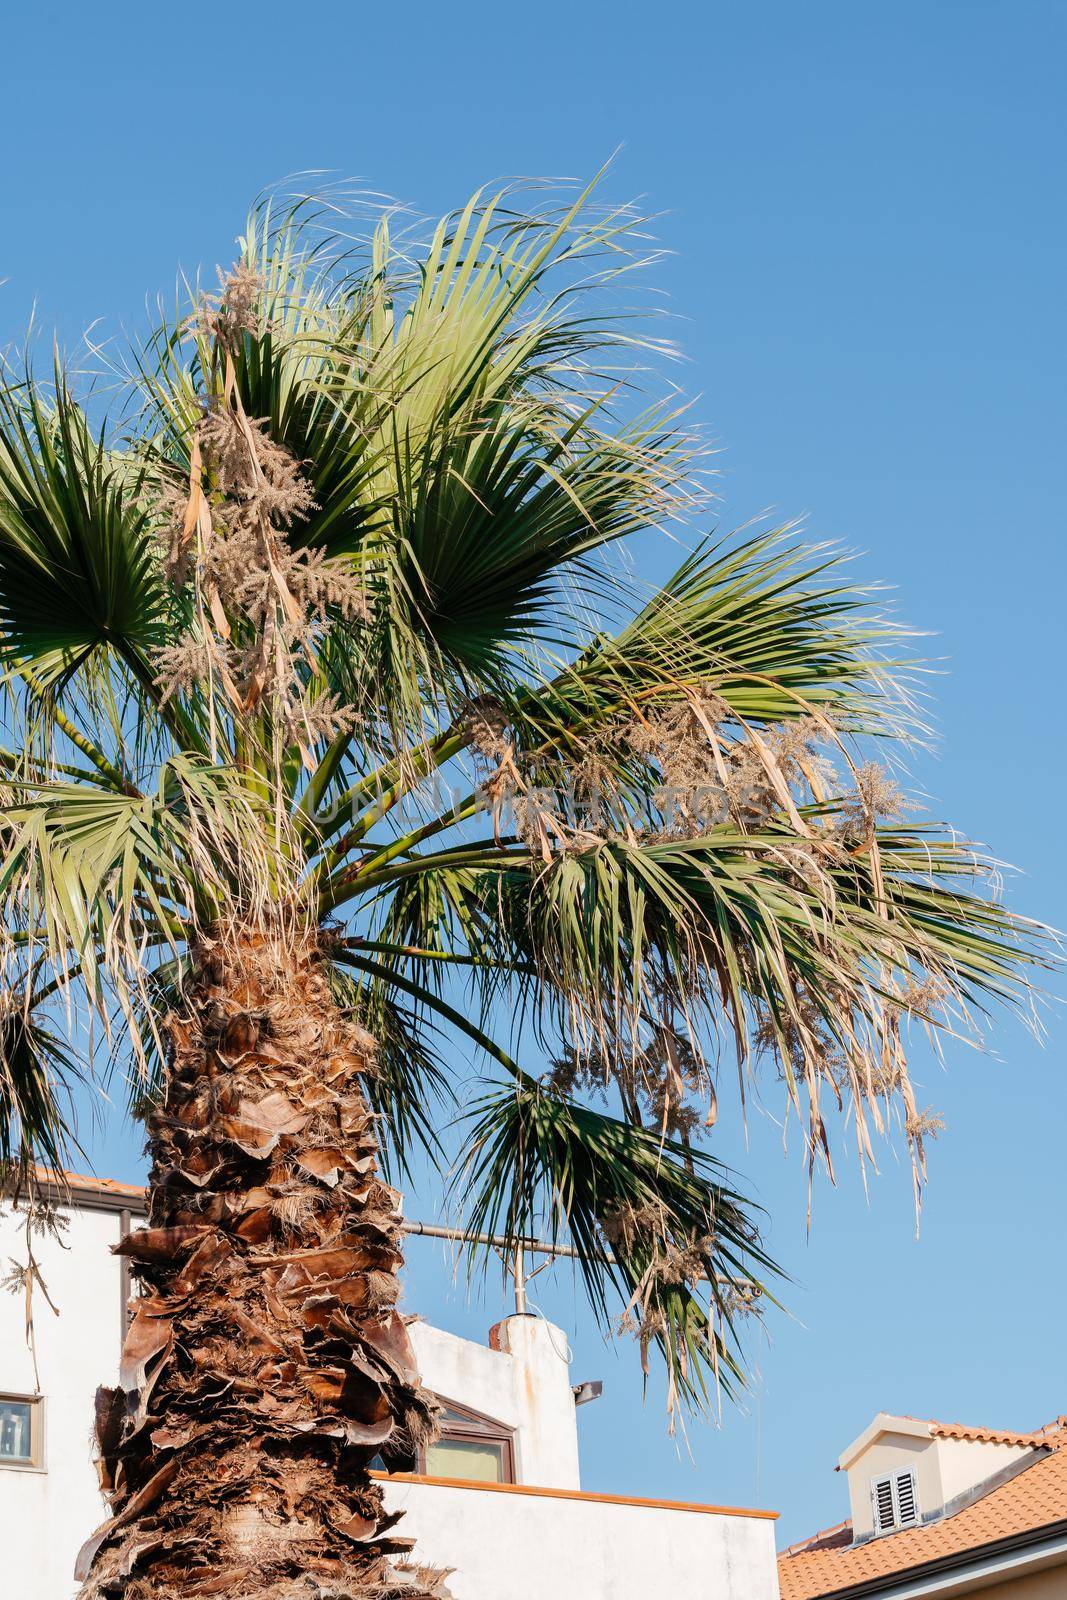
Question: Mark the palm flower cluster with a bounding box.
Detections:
[155,270,368,756]
[0,178,1051,1595]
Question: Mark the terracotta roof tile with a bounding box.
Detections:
[781,1521,854,1558]
[927,1414,1067,1452]
[779,1433,1067,1599]
[33,1166,146,1201]
[922,1415,1066,1448]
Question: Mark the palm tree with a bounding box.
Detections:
[0,181,1047,1600]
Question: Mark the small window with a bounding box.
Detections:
[871,1469,919,1534]
[372,1398,515,1484]
[425,1404,514,1484]
[0,1394,43,1469]
[426,1435,509,1484]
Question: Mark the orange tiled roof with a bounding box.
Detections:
[925,1415,1067,1447]
[779,1426,1067,1600]
[33,1166,146,1202]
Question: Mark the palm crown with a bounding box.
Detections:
[0,180,1047,1423]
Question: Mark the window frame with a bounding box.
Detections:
[0,1391,45,1472]
[871,1468,919,1535]
[419,1397,516,1484]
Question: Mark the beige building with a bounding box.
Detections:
[779,1411,1067,1599]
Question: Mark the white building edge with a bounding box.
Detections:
[0,1173,780,1600]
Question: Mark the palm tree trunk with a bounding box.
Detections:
[78,925,444,1600]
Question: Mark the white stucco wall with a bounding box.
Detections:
[382,1477,780,1600]
[0,1194,139,1600]
[411,1314,580,1489]
[402,1314,778,1597]
[934,1434,1033,1507]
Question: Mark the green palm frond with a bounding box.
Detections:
[0,757,276,1068]
[138,184,698,749]
[457,1077,776,1415]
[0,998,86,1176]
[326,959,452,1184]
[438,820,1048,1173]
[515,528,912,750]
[0,373,168,691]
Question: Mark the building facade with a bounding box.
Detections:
[1,1173,780,1600]
[779,1411,1067,1600]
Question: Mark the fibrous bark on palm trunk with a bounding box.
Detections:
[78,925,445,1600]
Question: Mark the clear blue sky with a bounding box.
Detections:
[3,0,1064,1546]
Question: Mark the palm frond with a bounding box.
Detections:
[0,756,278,1068]
[510,528,914,759]
[456,1077,777,1417]
[326,959,452,1183]
[475,820,1048,1179]
[0,996,86,1171]
[0,373,168,691]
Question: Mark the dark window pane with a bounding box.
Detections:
[0,1401,33,1462]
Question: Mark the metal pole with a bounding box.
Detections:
[513,1239,527,1314]
[400,1219,759,1295]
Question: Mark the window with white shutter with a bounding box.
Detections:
[895,1471,918,1525]
[872,1476,896,1533]
[871,1469,919,1534]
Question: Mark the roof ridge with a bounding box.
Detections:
[896,1412,1066,1449]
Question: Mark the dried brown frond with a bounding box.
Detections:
[286,690,358,747]
[545,1045,608,1099]
[547,1021,712,1139]
[463,696,511,765]
[363,1269,400,1311]
[389,1564,455,1600]
[602,1200,713,1289]
[718,1282,761,1321]
[291,547,372,625]
[1,1259,29,1295]
[601,1198,663,1253]
[197,401,254,496]
[151,478,196,587]
[630,695,838,838]
[268,1190,322,1233]
[398,1388,442,1453]
[150,379,372,762]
